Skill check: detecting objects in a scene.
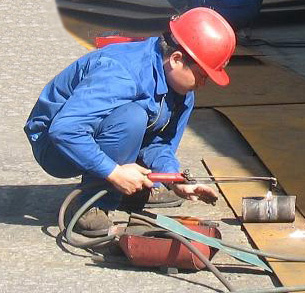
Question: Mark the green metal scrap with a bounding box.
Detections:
[156,214,272,272]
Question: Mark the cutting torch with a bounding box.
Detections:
[147,169,277,186]
[147,170,277,206]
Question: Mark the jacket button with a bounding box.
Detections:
[31,134,39,141]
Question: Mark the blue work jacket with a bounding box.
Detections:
[24,37,195,179]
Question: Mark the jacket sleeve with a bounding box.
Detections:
[138,92,194,173]
[48,57,138,179]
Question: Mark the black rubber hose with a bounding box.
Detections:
[130,213,305,262]
[59,191,305,292]
[59,188,305,256]
[58,182,106,234]
[58,187,115,248]
[60,188,305,262]
[58,188,82,233]
[65,189,116,248]
[162,231,236,292]
[132,213,305,292]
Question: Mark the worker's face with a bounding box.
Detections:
[164,51,208,95]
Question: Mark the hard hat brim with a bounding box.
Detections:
[204,66,230,87]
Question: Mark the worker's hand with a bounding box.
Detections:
[169,183,218,205]
[106,163,153,195]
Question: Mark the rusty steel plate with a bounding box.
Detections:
[217,105,305,217]
[195,54,305,107]
[202,155,305,288]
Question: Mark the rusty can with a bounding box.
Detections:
[242,195,296,223]
[119,223,221,270]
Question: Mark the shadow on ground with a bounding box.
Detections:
[0,184,77,226]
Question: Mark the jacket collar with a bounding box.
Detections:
[153,38,168,96]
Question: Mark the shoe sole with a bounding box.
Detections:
[74,227,110,238]
[144,199,184,208]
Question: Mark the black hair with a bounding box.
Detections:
[159,32,195,66]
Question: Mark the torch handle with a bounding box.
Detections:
[147,173,186,183]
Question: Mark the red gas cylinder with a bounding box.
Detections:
[119,222,221,271]
[95,36,145,49]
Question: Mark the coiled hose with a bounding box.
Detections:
[58,186,115,248]
[58,186,305,292]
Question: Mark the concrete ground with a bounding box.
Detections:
[0,1,289,292]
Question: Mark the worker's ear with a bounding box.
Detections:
[169,51,184,69]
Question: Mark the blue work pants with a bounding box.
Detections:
[31,102,149,210]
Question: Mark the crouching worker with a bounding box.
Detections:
[24,8,236,236]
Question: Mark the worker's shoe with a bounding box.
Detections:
[73,206,113,238]
[118,186,184,212]
[146,186,184,208]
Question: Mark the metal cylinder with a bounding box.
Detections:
[242,195,296,223]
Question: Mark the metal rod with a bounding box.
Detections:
[199,159,277,187]
[189,175,277,187]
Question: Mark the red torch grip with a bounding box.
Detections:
[147,173,186,183]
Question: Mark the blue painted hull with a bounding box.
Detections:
[190,0,263,28]
[57,0,263,30]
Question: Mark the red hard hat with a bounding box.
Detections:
[170,8,236,86]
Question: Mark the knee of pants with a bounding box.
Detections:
[97,102,148,164]
[114,102,148,137]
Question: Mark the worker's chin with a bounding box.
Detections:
[170,83,194,95]
[175,87,192,95]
